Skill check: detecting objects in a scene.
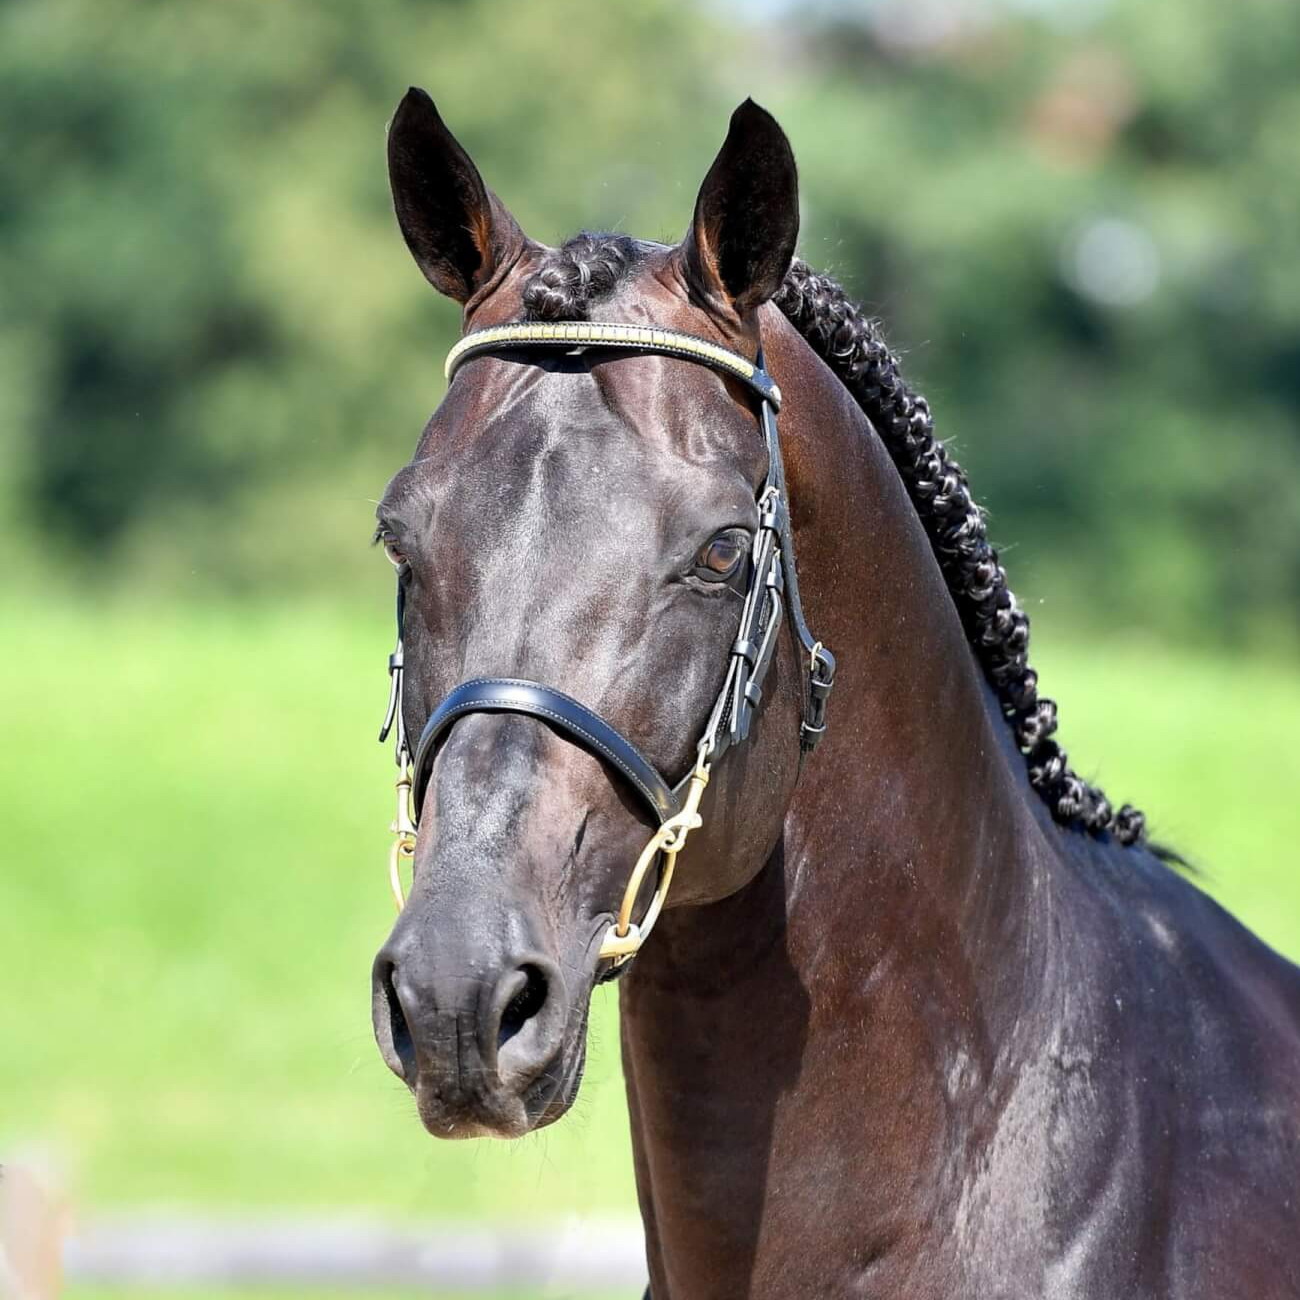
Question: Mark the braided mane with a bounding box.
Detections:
[775,261,1146,846]
[522,235,1149,849]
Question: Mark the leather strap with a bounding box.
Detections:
[411,678,681,825]
[756,351,836,751]
[377,580,408,751]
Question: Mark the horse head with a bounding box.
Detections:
[371,89,818,1139]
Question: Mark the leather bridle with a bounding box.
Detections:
[378,321,835,967]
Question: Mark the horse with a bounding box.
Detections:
[368,88,1300,1298]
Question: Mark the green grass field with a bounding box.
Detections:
[2,598,1298,1295]
[0,599,634,1225]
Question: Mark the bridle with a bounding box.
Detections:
[378,321,835,967]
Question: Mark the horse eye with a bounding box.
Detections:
[695,531,747,581]
[376,528,408,572]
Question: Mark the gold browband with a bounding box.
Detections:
[444,321,782,410]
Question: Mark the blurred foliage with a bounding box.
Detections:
[0,0,734,595]
[772,0,1300,643]
[2,0,1298,638]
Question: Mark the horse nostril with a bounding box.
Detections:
[374,957,416,1084]
[490,955,566,1091]
[498,963,550,1049]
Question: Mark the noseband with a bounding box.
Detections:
[378,321,835,966]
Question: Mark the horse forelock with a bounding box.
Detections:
[522,231,644,322]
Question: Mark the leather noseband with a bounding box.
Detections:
[412,678,682,825]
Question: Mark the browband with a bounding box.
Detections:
[413,678,682,825]
[445,322,783,411]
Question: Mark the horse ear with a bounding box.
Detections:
[683,99,799,314]
[387,88,523,303]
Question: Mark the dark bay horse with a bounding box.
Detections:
[369,88,1300,1298]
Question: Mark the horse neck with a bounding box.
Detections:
[634,311,1059,1012]
[619,315,1064,1288]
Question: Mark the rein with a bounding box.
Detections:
[378,321,835,967]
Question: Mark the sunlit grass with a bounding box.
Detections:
[1,598,1296,1227]
[0,599,633,1219]
[1033,630,1300,958]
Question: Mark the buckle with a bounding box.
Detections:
[800,642,836,752]
[809,641,836,686]
[758,488,785,535]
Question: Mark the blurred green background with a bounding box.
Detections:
[2,0,1298,1295]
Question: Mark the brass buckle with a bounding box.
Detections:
[388,749,417,910]
[599,745,712,965]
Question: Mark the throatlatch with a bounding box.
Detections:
[379,321,835,966]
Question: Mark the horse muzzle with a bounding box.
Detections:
[371,909,594,1139]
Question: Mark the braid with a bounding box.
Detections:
[512,235,1149,849]
[774,260,1147,847]
[523,232,641,322]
